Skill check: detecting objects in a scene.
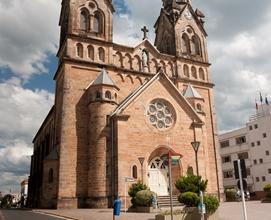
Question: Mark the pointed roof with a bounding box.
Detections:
[184,84,203,99]
[92,68,117,87]
[111,69,203,124]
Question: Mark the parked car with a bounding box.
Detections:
[236,190,250,201]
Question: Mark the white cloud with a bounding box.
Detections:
[0,79,54,193]
[0,0,61,79]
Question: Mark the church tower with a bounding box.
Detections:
[154,0,207,61]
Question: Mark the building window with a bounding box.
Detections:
[238,152,248,160]
[256,177,260,182]
[268,169,271,174]
[259,158,263,163]
[222,156,231,163]
[254,124,258,129]
[220,140,230,148]
[236,136,246,145]
[262,176,266,182]
[249,125,253,130]
[196,103,202,111]
[93,11,103,33]
[182,33,190,54]
[263,133,267,138]
[246,168,251,176]
[223,171,233,179]
[80,10,89,31]
[76,43,83,58]
[266,151,270,156]
[253,159,257,164]
[49,168,54,183]
[191,35,201,55]
[96,91,101,100]
[87,45,94,60]
[105,91,111,99]
[98,47,105,62]
[251,142,255,147]
[183,64,189,77]
[132,165,138,179]
[257,141,261,146]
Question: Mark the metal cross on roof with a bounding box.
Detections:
[141,26,149,40]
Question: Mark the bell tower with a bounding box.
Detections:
[59,0,115,47]
[154,0,207,62]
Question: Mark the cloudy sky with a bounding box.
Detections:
[0,0,271,194]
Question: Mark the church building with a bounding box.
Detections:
[28,0,223,209]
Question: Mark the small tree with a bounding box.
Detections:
[175,175,208,194]
[128,181,148,207]
[0,194,13,208]
[135,190,156,207]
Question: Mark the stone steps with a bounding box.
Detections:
[157,195,183,208]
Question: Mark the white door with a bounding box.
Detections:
[148,157,169,196]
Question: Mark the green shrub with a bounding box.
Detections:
[135,190,155,207]
[225,188,237,201]
[204,195,219,213]
[178,192,200,207]
[128,181,148,207]
[0,194,13,208]
[264,184,271,192]
[175,175,208,194]
[266,191,271,199]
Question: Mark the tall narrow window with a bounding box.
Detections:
[98,47,105,62]
[132,165,138,179]
[93,11,103,33]
[191,35,201,55]
[182,33,190,54]
[183,64,189,77]
[88,45,94,60]
[49,168,54,183]
[76,43,83,58]
[80,10,88,31]
[105,91,111,99]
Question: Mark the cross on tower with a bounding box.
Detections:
[141,26,149,40]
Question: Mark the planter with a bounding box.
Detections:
[155,207,219,220]
[136,206,155,213]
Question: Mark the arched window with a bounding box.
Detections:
[199,68,205,81]
[96,91,101,100]
[114,93,118,101]
[93,11,103,33]
[182,33,190,54]
[76,43,83,58]
[98,47,105,62]
[191,66,197,79]
[183,64,189,77]
[88,45,94,60]
[80,10,89,31]
[191,35,201,55]
[132,165,138,179]
[49,168,54,183]
[196,103,202,111]
[105,91,111,99]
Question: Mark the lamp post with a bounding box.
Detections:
[138,157,145,182]
[191,141,200,176]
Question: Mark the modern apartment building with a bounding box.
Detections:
[219,103,271,199]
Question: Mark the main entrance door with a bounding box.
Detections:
[148,157,169,196]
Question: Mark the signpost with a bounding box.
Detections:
[124,177,136,212]
[234,159,248,220]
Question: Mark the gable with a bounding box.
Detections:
[111,71,203,125]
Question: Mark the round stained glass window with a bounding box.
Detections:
[147,99,175,130]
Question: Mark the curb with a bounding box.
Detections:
[33,210,80,220]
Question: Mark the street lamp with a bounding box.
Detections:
[138,157,145,182]
[191,141,200,176]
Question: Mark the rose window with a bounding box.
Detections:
[147,100,175,130]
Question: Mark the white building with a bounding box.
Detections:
[219,104,271,199]
[20,179,28,206]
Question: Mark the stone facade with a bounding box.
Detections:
[28,0,223,209]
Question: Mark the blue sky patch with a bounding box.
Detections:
[113,0,130,15]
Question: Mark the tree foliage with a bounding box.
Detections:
[175,175,208,194]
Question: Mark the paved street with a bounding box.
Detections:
[1,201,271,220]
[0,209,68,220]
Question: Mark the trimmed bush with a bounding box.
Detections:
[204,195,219,213]
[266,191,271,199]
[264,184,271,192]
[225,188,237,201]
[175,175,208,194]
[178,192,200,207]
[128,181,148,207]
[135,190,155,207]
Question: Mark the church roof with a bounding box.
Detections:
[92,68,117,87]
[183,84,203,99]
[111,69,203,124]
